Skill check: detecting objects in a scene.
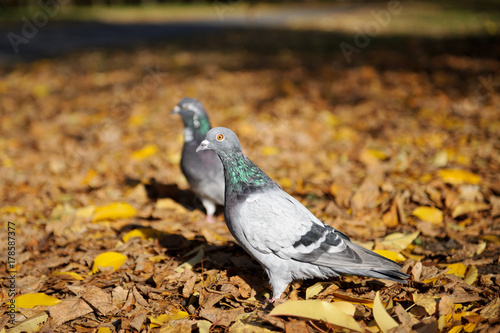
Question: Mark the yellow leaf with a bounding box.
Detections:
[464,323,476,332]
[324,113,340,126]
[32,84,49,98]
[261,146,279,156]
[75,205,96,220]
[413,293,437,315]
[131,144,159,160]
[367,148,389,160]
[449,326,463,333]
[452,202,490,218]
[0,206,24,215]
[15,293,61,309]
[464,265,478,285]
[92,202,136,222]
[412,206,443,224]
[128,113,147,127]
[122,228,164,242]
[7,311,49,333]
[270,300,362,332]
[438,169,481,185]
[82,169,98,186]
[150,311,190,328]
[197,320,212,333]
[445,263,467,278]
[51,271,85,281]
[373,291,398,333]
[92,252,127,274]
[279,177,293,189]
[175,246,205,273]
[373,250,406,262]
[97,328,112,333]
[305,282,325,299]
[380,231,420,252]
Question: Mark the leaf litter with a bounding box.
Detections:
[0,18,499,333]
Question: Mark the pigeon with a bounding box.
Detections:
[196,127,409,301]
[171,98,224,222]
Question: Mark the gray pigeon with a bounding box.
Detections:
[196,127,409,301]
[171,98,224,222]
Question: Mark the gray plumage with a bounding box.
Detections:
[171,98,224,222]
[197,127,408,301]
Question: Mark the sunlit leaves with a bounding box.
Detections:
[438,169,481,185]
[270,300,363,332]
[15,293,62,309]
[412,206,443,224]
[130,143,159,160]
[92,202,136,222]
[373,291,398,333]
[373,249,406,262]
[150,311,190,328]
[91,252,127,274]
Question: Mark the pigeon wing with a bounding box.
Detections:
[238,189,401,271]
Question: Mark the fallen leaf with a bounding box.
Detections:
[379,231,420,252]
[438,169,481,185]
[92,202,136,222]
[373,291,398,333]
[464,265,478,285]
[150,311,190,328]
[51,271,85,281]
[270,300,363,332]
[81,286,117,316]
[122,227,164,242]
[373,250,406,262]
[480,298,500,321]
[130,143,159,160]
[7,311,48,333]
[91,252,127,273]
[412,206,443,224]
[97,328,112,333]
[305,282,325,299]
[15,293,61,309]
[175,246,205,273]
[445,263,467,278]
[413,293,437,315]
[452,202,490,218]
[48,297,93,327]
[261,146,280,156]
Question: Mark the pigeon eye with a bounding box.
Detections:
[216,134,224,141]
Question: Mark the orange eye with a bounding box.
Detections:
[216,134,224,141]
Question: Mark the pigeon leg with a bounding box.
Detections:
[201,198,217,223]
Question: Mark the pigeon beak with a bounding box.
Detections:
[196,140,210,153]
[170,105,181,115]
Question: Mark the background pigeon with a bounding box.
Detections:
[197,127,409,301]
[171,98,224,222]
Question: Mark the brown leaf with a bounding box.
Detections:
[351,178,381,210]
[438,295,454,316]
[81,286,117,316]
[48,297,93,327]
[199,307,245,327]
[132,286,149,307]
[480,298,500,322]
[382,199,399,227]
[230,275,253,299]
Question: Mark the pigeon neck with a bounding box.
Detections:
[183,116,211,142]
[219,151,274,194]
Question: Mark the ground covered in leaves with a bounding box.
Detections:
[1,4,500,332]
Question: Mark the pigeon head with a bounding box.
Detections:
[171,98,211,134]
[196,127,242,155]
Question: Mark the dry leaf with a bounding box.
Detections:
[270,300,363,332]
[412,206,443,224]
[413,293,437,315]
[7,311,48,333]
[373,291,398,333]
[452,202,490,218]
